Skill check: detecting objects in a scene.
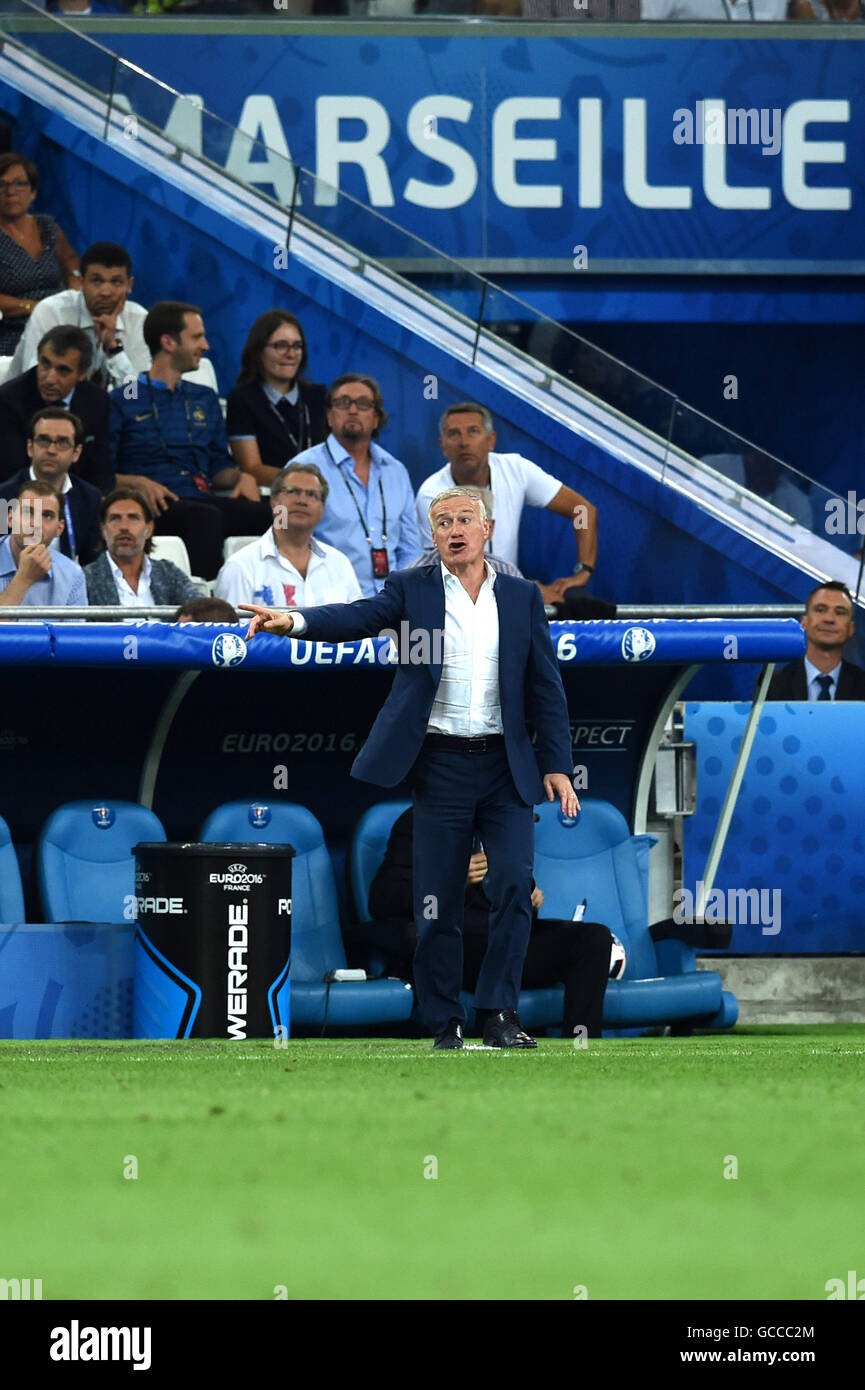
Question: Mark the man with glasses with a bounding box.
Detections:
[214,462,362,609]
[289,374,422,597]
[0,407,103,567]
[0,480,88,612]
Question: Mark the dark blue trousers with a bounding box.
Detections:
[411,743,534,1035]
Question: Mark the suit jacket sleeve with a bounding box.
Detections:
[77,389,114,493]
[295,573,405,642]
[524,584,573,778]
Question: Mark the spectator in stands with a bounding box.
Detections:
[110,302,271,579]
[0,153,80,357]
[84,486,200,608]
[409,485,524,577]
[226,310,328,487]
[215,461,363,609]
[0,326,113,490]
[0,407,103,567]
[763,582,865,700]
[367,807,612,1039]
[11,241,219,393]
[289,374,422,597]
[10,241,147,389]
[415,402,598,604]
[174,596,239,623]
[0,480,87,611]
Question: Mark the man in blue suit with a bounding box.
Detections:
[242,486,577,1050]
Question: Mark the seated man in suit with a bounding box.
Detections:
[0,325,113,491]
[84,486,201,608]
[0,407,103,567]
[366,806,612,1038]
[764,582,865,701]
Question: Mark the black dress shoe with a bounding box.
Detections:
[433,1020,464,1050]
[482,1009,537,1049]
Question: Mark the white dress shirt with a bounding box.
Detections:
[427,562,503,736]
[9,291,219,394]
[107,552,154,606]
[10,290,150,389]
[215,528,363,609]
[804,656,840,701]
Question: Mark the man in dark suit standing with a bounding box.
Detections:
[766,582,865,700]
[243,486,578,1050]
[0,407,103,566]
[0,326,113,492]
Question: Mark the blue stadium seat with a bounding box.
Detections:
[349,799,412,923]
[0,812,25,921]
[38,801,166,923]
[533,798,737,1031]
[199,801,413,1031]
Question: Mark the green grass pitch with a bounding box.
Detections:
[0,1026,860,1301]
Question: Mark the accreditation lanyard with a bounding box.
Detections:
[266,388,311,455]
[63,494,76,560]
[326,440,388,548]
[146,378,207,486]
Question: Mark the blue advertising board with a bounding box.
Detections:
[32,28,865,271]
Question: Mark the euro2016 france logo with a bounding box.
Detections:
[212,633,248,669]
[622,627,656,663]
[249,804,272,829]
[91,805,115,829]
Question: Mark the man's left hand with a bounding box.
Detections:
[543,773,579,819]
[530,886,544,912]
[231,472,261,502]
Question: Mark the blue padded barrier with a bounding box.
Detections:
[684,702,865,954]
[0,924,134,1038]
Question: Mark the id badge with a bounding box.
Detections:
[371,547,389,579]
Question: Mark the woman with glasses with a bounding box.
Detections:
[0,153,80,357]
[226,309,328,487]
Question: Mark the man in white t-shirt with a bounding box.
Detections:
[415,402,598,604]
[215,462,363,609]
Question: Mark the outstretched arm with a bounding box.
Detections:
[241,575,404,642]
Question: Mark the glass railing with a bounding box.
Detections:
[1,0,861,602]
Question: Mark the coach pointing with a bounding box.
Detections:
[242,487,577,1050]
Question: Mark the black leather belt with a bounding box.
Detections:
[425,733,505,754]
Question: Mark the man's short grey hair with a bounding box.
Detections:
[271,461,329,505]
[427,486,489,525]
[438,402,495,438]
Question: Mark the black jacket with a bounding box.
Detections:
[0,465,103,567]
[225,378,328,474]
[0,366,114,492]
[763,656,865,701]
